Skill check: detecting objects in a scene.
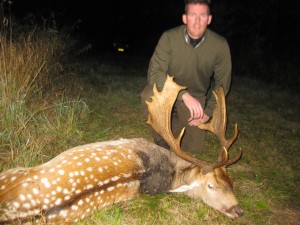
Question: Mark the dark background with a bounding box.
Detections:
[5,0,300,87]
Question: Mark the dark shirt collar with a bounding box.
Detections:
[184,27,205,48]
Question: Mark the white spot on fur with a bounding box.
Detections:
[55,198,62,205]
[78,200,83,206]
[123,173,132,178]
[19,194,26,201]
[13,201,21,208]
[87,184,93,189]
[41,178,48,183]
[111,176,120,181]
[30,199,37,207]
[58,170,65,175]
[33,188,39,195]
[23,203,31,209]
[27,194,32,199]
[60,210,68,218]
[107,186,115,192]
[44,182,51,188]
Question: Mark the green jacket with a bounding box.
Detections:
[147,25,232,117]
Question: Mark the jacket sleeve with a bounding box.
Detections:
[205,40,232,117]
[147,32,171,91]
[147,32,188,99]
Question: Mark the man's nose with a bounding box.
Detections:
[195,16,201,24]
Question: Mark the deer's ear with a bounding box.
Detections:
[169,181,200,193]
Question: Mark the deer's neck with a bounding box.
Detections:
[170,155,200,189]
[134,145,198,194]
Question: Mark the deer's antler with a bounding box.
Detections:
[198,86,242,166]
[146,76,229,169]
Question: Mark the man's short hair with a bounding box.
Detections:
[184,0,211,14]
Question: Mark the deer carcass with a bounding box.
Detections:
[0,76,243,223]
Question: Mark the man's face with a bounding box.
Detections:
[182,4,212,39]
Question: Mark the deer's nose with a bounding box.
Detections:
[226,204,244,218]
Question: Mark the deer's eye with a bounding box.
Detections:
[208,184,214,189]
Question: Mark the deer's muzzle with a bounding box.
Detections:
[224,204,244,219]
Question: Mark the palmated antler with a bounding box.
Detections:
[198,86,242,166]
[146,76,229,169]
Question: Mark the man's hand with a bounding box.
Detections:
[188,114,210,126]
[182,92,210,126]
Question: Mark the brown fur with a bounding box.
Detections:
[0,137,243,223]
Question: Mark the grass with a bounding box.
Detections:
[68,54,299,225]
[0,30,299,224]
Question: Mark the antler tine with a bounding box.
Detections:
[198,86,241,168]
[226,149,243,166]
[146,76,211,168]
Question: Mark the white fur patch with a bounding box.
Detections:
[169,181,200,193]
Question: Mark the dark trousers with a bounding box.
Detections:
[141,84,205,153]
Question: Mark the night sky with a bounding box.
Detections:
[8,0,300,58]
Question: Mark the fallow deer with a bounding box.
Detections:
[0,76,243,223]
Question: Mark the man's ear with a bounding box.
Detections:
[182,14,187,24]
[207,15,212,25]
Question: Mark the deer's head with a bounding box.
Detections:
[146,75,243,219]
